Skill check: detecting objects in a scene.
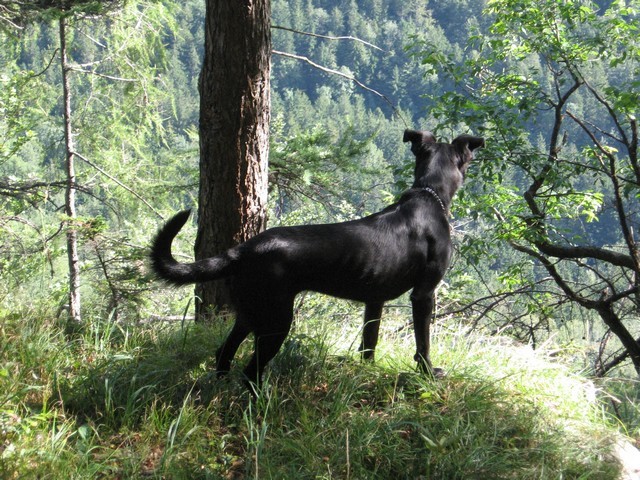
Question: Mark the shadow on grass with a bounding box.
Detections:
[600,374,640,435]
[57,318,247,428]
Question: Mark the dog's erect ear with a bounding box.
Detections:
[403,129,437,156]
[452,135,485,171]
[452,134,485,153]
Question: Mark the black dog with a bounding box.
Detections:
[151,129,483,387]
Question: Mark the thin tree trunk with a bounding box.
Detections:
[195,0,271,319]
[596,304,640,375]
[60,17,81,324]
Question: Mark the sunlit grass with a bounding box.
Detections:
[0,300,632,479]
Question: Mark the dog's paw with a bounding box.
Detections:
[416,361,446,379]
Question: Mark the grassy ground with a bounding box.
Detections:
[0,301,633,479]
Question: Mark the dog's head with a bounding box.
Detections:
[403,129,484,201]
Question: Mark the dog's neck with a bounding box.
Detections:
[413,171,462,211]
[421,186,448,214]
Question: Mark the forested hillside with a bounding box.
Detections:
[1,0,478,322]
[2,0,640,477]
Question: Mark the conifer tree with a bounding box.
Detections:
[195,0,271,316]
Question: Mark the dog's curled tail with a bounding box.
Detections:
[150,209,236,286]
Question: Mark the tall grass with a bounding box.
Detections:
[0,301,632,479]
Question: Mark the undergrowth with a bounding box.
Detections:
[0,302,632,479]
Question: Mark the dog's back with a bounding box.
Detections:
[152,187,452,304]
[239,190,451,302]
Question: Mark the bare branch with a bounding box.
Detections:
[69,66,137,82]
[566,110,625,146]
[28,48,59,78]
[0,179,66,194]
[440,277,556,320]
[594,330,640,377]
[73,151,164,220]
[272,25,387,53]
[272,49,408,126]
[584,79,631,148]
[534,241,635,270]
[562,110,640,275]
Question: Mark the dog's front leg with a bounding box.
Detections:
[410,288,437,376]
[359,302,384,361]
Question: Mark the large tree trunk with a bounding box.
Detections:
[195,0,271,319]
[60,17,82,324]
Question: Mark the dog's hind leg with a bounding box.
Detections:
[359,302,384,361]
[242,328,291,391]
[215,320,251,377]
[241,300,295,390]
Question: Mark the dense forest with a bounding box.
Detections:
[1,0,474,322]
[2,0,640,477]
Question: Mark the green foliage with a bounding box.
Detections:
[0,1,187,322]
[270,120,383,219]
[412,0,640,372]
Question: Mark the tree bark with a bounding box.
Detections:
[195,0,271,319]
[60,17,82,324]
